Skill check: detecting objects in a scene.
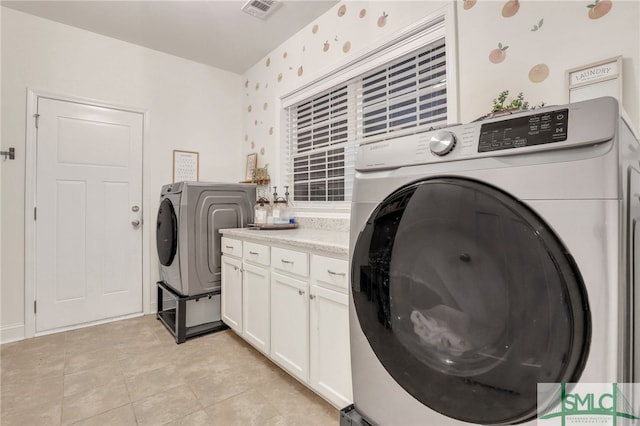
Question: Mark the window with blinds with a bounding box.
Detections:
[287,86,353,202]
[358,38,447,142]
[284,35,449,204]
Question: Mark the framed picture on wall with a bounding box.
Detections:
[245,153,258,182]
[567,56,622,104]
[173,150,199,182]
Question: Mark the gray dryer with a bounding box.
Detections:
[156,181,256,296]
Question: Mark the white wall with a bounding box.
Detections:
[1,7,244,342]
[241,0,640,189]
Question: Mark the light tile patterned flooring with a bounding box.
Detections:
[0,315,338,425]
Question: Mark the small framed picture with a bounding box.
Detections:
[173,150,199,183]
[245,153,258,182]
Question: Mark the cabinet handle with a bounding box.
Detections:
[309,294,316,300]
[249,251,259,255]
[327,269,346,277]
[225,245,234,249]
[298,289,305,296]
[281,259,294,265]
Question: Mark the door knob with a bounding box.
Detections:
[131,205,140,212]
[132,220,141,227]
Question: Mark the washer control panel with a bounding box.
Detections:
[355,97,617,171]
[478,109,569,153]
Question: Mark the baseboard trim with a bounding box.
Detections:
[0,323,25,344]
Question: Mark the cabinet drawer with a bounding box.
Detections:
[243,241,270,266]
[272,247,309,277]
[311,255,348,292]
[221,237,242,257]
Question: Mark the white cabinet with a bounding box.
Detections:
[221,237,243,334]
[310,255,352,408]
[270,271,309,382]
[242,261,270,354]
[221,254,243,333]
[272,246,309,277]
[219,232,352,409]
[270,250,352,408]
[221,237,270,355]
[310,284,352,408]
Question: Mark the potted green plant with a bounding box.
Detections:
[489,90,545,117]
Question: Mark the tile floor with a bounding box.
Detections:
[0,315,339,425]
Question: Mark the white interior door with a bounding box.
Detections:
[35,97,143,333]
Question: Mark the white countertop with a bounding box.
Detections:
[219,227,349,257]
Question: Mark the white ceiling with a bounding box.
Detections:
[1,0,339,74]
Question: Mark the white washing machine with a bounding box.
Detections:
[156,181,256,297]
[345,97,639,425]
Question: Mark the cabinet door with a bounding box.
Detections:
[221,255,242,334]
[242,262,270,354]
[310,284,353,408]
[270,271,309,382]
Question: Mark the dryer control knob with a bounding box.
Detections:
[429,131,457,156]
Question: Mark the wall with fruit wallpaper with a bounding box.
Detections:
[457,0,638,125]
[242,0,639,190]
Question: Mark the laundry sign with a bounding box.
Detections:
[567,56,622,104]
[570,61,618,85]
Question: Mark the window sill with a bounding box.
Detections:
[289,203,351,220]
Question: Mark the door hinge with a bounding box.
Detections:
[33,113,40,129]
[34,207,37,220]
[34,300,37,314]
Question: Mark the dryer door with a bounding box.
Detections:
[351,177,591,425]
[156,198,178,267]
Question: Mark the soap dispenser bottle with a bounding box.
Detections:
[254,194,271,225]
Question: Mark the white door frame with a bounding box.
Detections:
[24,89,151,338]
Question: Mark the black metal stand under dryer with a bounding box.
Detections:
[156,281,228,344]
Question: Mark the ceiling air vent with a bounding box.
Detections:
[241,0,281,20]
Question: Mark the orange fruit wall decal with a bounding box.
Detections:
[502,0,520,17]
[463,0,477,10]
[529,64,549,83]
[588,0,612,19]
[377,12,388,27]
[489,43,509,64]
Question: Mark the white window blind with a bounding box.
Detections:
[283,15,451,205]
[357,38,447,142]
[285,86,356,202]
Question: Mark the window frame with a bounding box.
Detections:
[279,4,458,212]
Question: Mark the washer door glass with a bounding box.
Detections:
[156,198,177,267]
[351,178,591,425]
